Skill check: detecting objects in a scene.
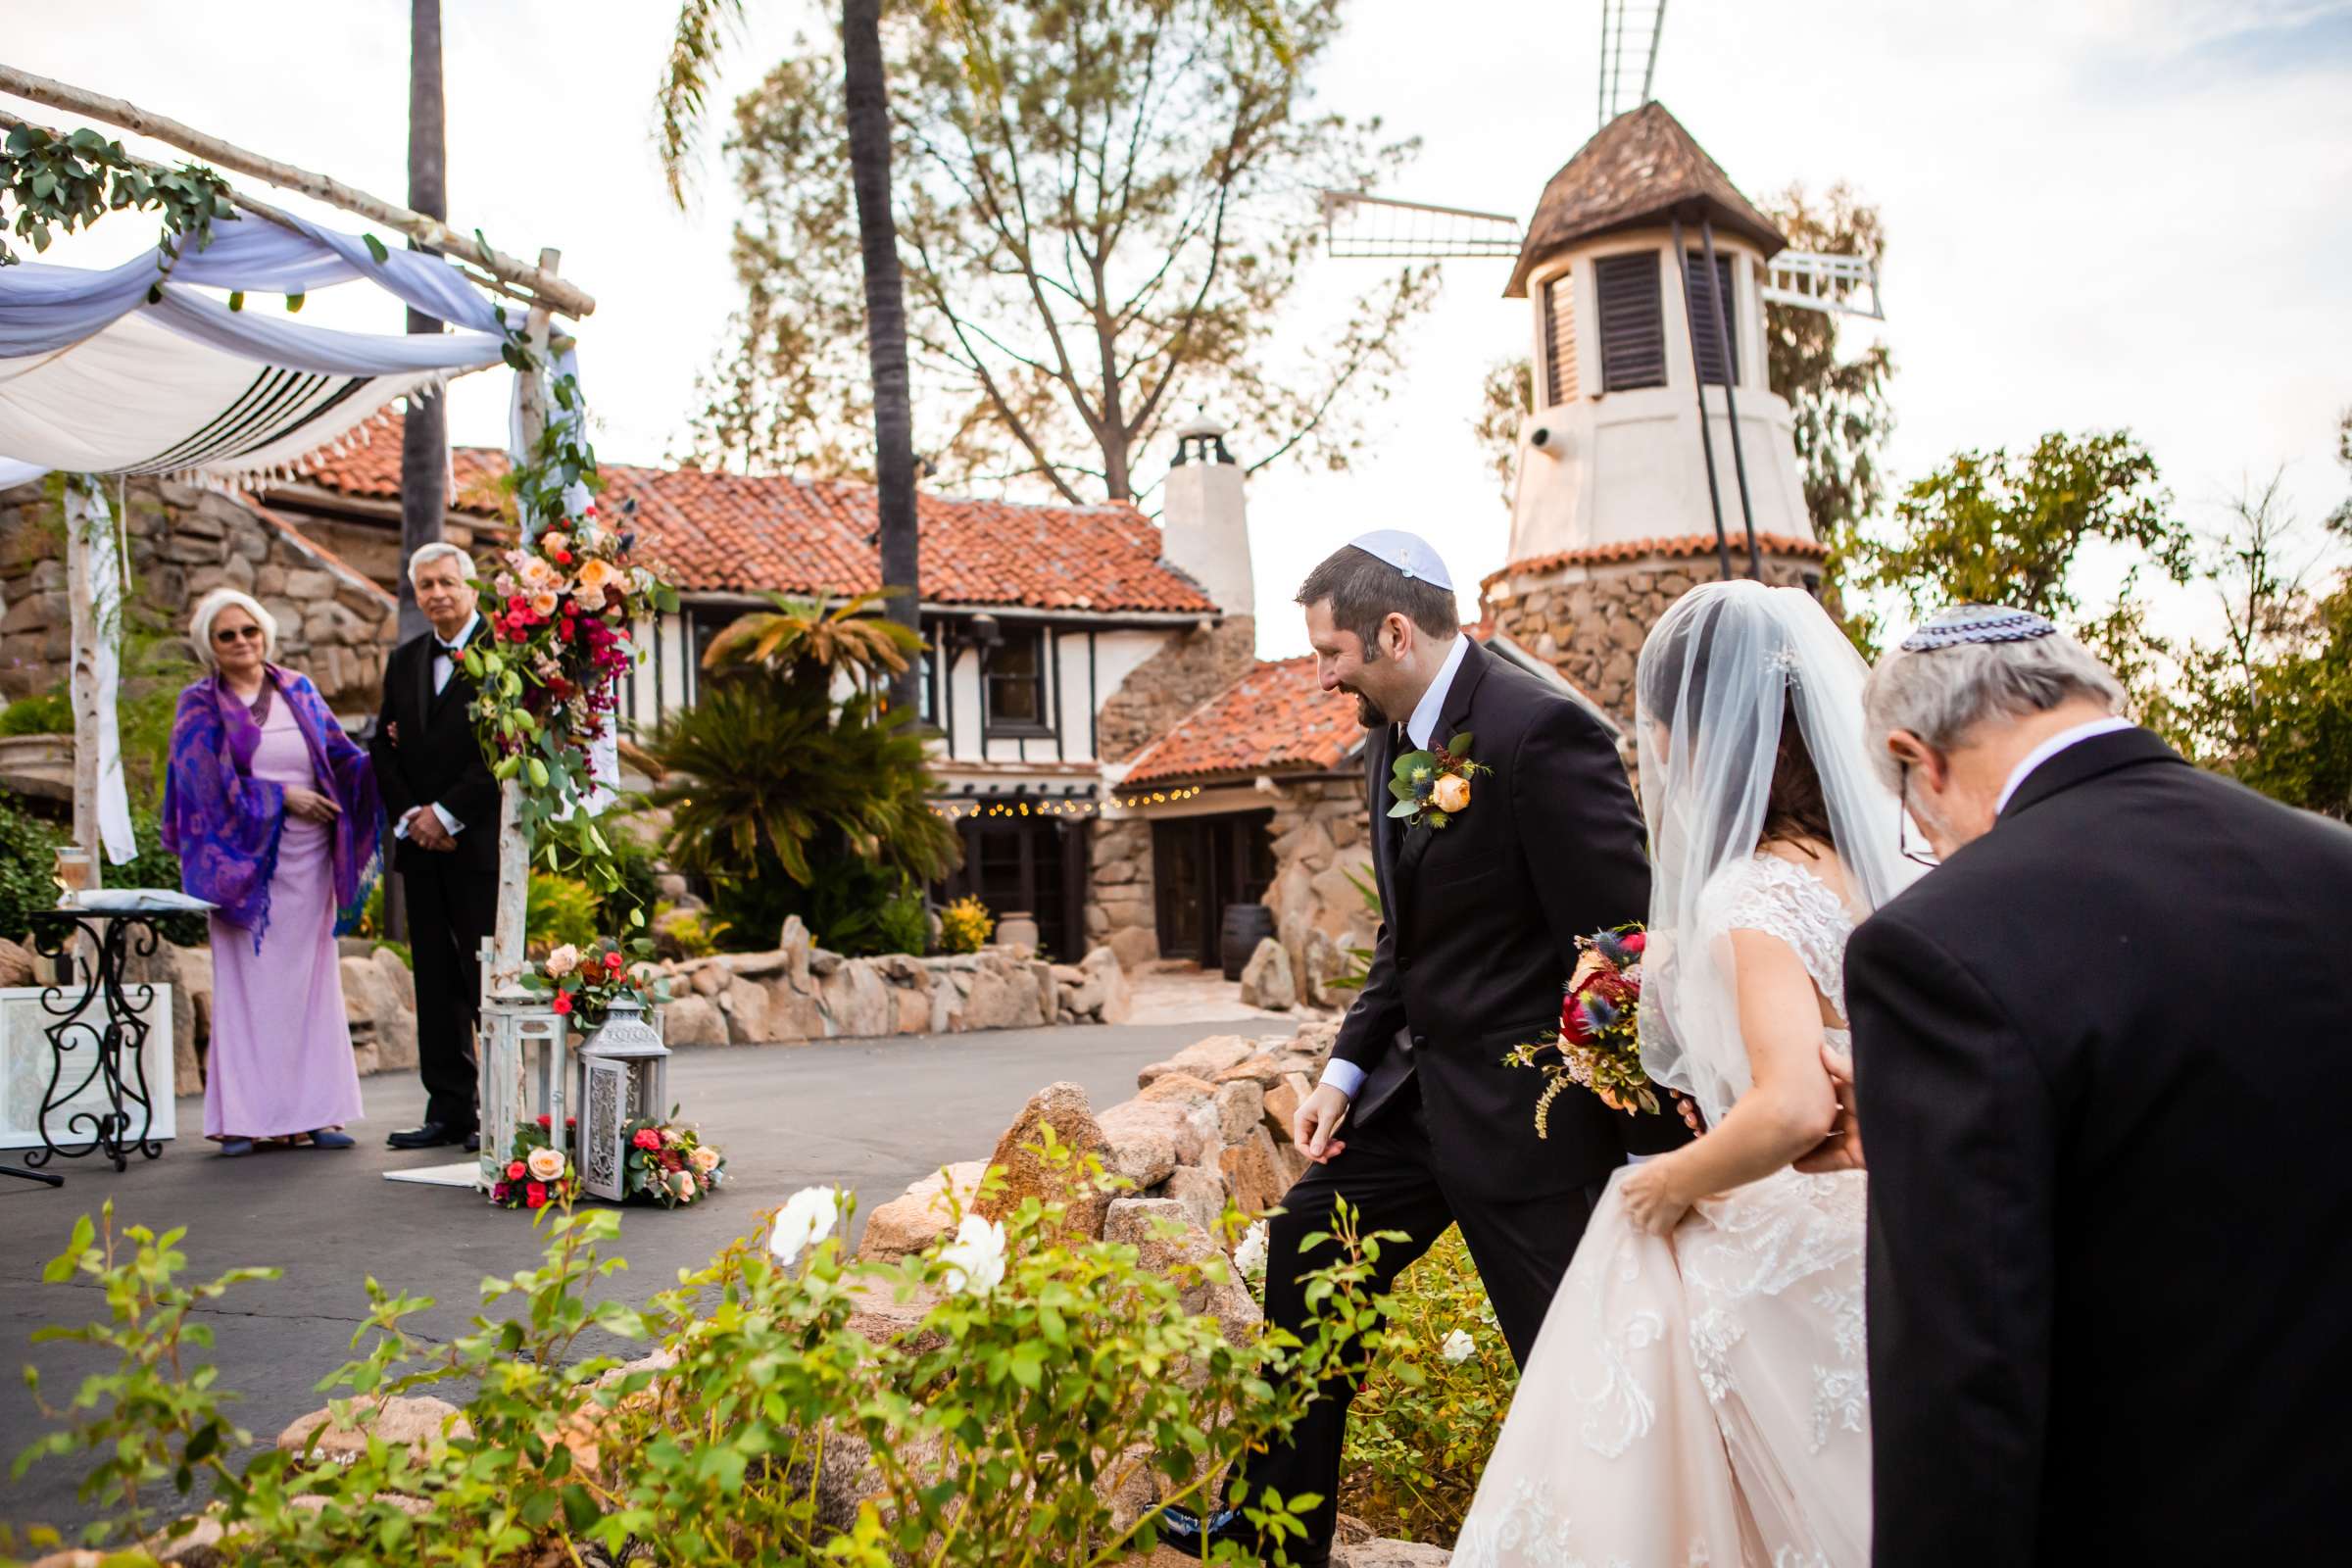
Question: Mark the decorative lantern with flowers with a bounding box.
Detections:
[573,995,671,1202]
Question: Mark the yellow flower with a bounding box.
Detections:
[1434,773,1472,813]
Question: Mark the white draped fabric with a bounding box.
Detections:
[64,476,136,865]
[0,212,511,487]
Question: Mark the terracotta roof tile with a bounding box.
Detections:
[1481,532,1825,593]
[279,414,1216,615]
[1122,656,1368,787]
[1505,102,1786,298]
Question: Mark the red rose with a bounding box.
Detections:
[536,1113,553,1128]
[525,1182,549,1209]
[606,951,624,970]
[552,993,572,1015]
[1619,931,1646,956]
[507,1160,527,1181]
[632,1128,662,1152]
[556,550,573,565]
[1558,997,1593,1045]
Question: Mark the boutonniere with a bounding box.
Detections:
[1389,732,1490,830]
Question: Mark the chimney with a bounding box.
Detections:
[1159,413,1253,617]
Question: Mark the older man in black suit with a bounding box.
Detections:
[371,542,500,1152]
[1824,606,2352,1566]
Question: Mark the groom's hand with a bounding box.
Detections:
[1793,1043,1865,1173]
[1295,1084,1351,1164]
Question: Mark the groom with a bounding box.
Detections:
[1170,533,1688,1564]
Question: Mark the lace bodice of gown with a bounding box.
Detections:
[1703,850,1857,1040]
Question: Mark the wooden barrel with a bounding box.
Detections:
[1219,903,1276,982]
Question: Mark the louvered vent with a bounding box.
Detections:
[1683,252,1739,386]
[1542,274,1579,405]
[1594,251,1666,392]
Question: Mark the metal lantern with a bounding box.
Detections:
[574,996,670,1202]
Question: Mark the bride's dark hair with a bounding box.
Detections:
[1762,689,1836,852]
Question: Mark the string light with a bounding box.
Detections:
[925,783,1205,821]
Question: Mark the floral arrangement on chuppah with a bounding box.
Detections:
[491,1116,581,1210]
[1504,924,1659,1136]
[622,1116,726,1207]
[521,937,670,1027]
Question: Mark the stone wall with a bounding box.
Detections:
[0,477,398,713]
[1263,776,1378,1006]
[1084,817,1156,973]
[1092,614,1257,763]
[1482,551,1819,727]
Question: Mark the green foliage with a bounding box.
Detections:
[588,816,664,934]
[525,873,602,956]
[1471,357,1534,510]
[680,0,1430,502]
[1,122,235,269]
[13,1149,1391,1565]
[649,900,728,961]
[1324,862,1381,993]
[0,795,65,947]
[0,685,73,736]
[938,893,994,956]
[1342,1228,1514,1544]
[700,588,917,683]
[2223,580,2352,817]
[1855,430,2191,635]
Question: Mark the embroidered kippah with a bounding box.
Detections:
[1898,605,2058,653]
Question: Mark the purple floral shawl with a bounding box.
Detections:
[161,666,384,950]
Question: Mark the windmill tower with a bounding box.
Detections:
[1317,4,1886,723]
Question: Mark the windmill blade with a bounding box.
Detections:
[1319,190,1522,261]
[1761,251,1886,320]
[1598,0,1671,127]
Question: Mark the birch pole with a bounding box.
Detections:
[489,247,561,986]
[63,481,101,892]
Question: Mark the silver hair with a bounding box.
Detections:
[188,588,280,670]
[406,541,478,586]
[1862,623,2128,789]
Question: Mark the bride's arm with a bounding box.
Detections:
[1618,929,1840,1235]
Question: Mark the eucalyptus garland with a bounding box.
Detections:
[1,123,233,271]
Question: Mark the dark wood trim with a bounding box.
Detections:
[1050,627,1066,761]
[1087,630,1100,758]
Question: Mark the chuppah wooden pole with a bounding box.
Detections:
[63,480,102,890]
[0,64,597,319]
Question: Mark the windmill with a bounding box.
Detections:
[1315,1,1885,597]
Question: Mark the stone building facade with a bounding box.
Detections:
[0,475,399,714]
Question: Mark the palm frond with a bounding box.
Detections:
[655,0,750,210]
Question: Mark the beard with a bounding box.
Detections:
[1350,688,1384,729]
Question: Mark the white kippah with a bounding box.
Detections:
[1347,529,1455,592]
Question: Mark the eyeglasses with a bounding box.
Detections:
[212,624,265,644]
[1896,762,1939,868]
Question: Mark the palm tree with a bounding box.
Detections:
[700,589,917,686]
[658,0,922,721]
[396,0,448,644]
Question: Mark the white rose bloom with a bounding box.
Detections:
[768,1185,844,1265]
[1233,1220,1269,1280]
[544,944,581,979]
[1442,1329,1477,1365]
[938,1213,1008,1297]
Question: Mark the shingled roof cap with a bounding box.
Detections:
[1504,102,1787,298]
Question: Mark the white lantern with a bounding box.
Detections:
[574,996,671,1202]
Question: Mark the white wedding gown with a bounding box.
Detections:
[1455,854,1871,1568]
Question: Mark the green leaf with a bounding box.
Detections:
[226,291,243,312]
[283,291,304,313]
[1386,799,1418,819]
[1446,731,1474,756]
[362,232,389,265]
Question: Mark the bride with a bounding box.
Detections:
[1454,581,1919,1567]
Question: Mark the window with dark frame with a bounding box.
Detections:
[1593,251,1667,392]
[1543,274,1579,406]
[1681,251,1739,386]
[983,623,1051,735]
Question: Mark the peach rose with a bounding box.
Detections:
[517,555,559,590]
[526,1146,566,1182]
[529,589,561,619]
[670,1170,697,1202]
[575,557,618,593]
[539,530,569,556]
[1434,773,1472,813]
[544,944,581,979]
[689,1145,720,1174]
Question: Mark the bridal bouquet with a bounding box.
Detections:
[1504,924,1661,1137]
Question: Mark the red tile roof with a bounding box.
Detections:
[280,413,1217,615]
[1122,656,1370,787]
[1481,532,1825,593]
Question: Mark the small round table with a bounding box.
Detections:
[7,903,187,1183]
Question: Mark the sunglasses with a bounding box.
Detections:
[212,624,265,644]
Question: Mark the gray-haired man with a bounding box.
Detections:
[1832,605,2352,1566]
[372,543,500,1152]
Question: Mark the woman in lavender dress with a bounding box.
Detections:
[162,589,384,1156]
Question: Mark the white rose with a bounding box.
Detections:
[1233,1220,1269,1281]
[937,1213,1008,1297]
[525,1146,566,1183]
[544,944,581,979]
[768,1185,844,1265]
[1442,1329,1477,1365]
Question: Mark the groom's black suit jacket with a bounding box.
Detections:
[1849,728,2352,1567]
[1332,639,1683,1199]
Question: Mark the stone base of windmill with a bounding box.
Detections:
[1481,537,1828,729]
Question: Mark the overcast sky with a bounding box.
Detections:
[12,0,2350,658]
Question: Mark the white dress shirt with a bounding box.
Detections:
[1995,716,2135,815]
[396,612,479,843]
[1318,634,1474,1103]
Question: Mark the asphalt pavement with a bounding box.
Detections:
[0,1017,1254,1541]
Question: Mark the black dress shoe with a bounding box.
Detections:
[1157,1504,1328,1567]
[386,1122,466,1151]
[464,1131,481,1154]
